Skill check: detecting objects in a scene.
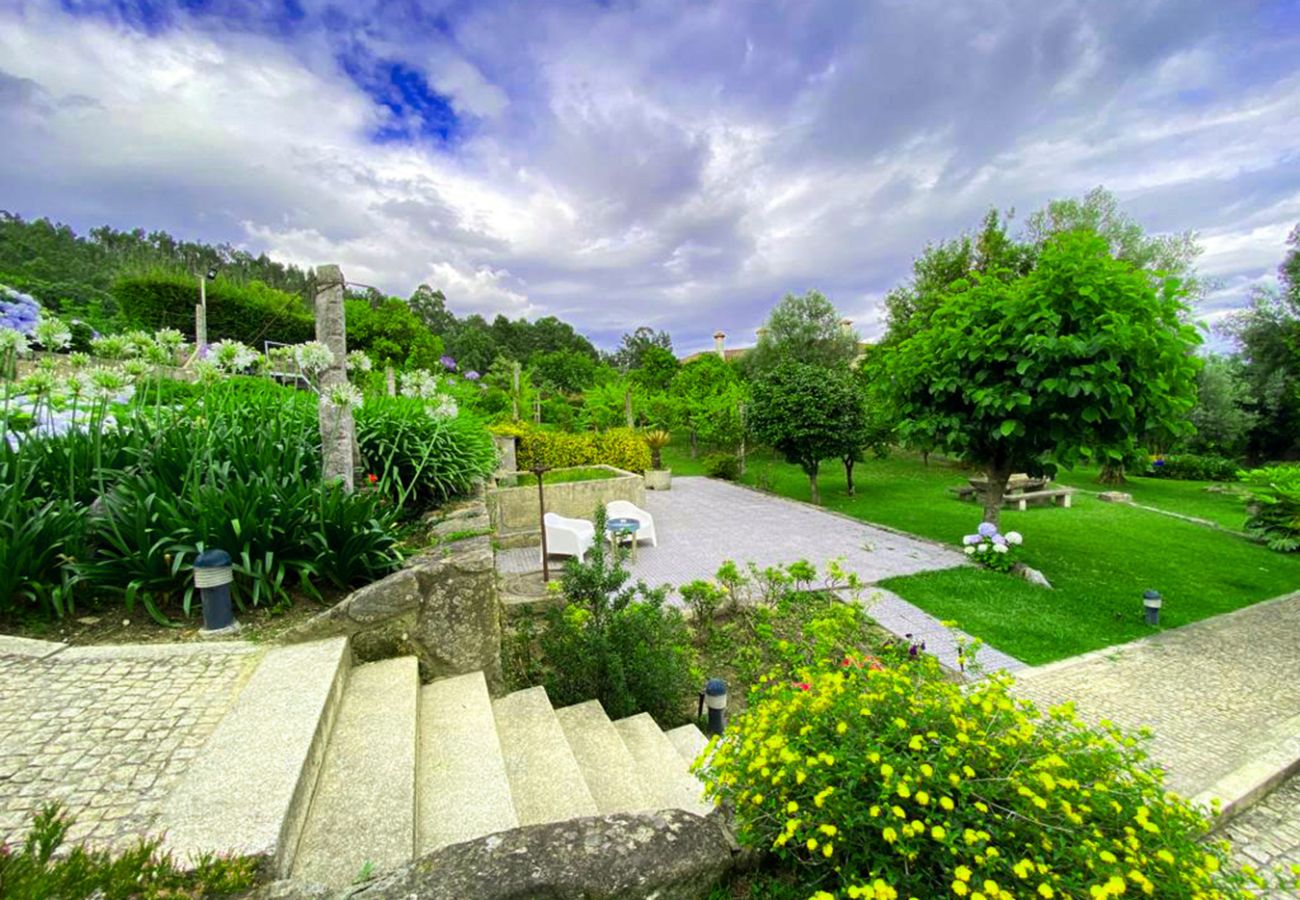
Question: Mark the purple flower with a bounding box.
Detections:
[977,522,998,539]
[465,370,480,381]
[439,355,457,371]
[1153,458,1165,467]
[962,534,981,546]
[992,534,1007,546]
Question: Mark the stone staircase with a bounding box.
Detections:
[155,638,713,888]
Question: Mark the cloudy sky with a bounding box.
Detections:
[1,1,1297,353]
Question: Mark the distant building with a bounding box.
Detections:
[679,323,871,364]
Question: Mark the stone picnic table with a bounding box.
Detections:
[949,474,1076,510]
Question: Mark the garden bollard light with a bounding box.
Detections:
[1143,589,1162,626]
[699,678,727,737]
[194,549,236,633]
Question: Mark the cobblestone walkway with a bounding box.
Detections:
[498,477,1024,673]
[1014,593,1300,799]
[1224,773,1300,896]
[0,639,260,852]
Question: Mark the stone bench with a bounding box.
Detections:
[1008,488,1075,511]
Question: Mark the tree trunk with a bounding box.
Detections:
[922,450,930,467]
[1097,462,1127,485]
[981,463,1012,528]
[843,456,855,496]
[689,428,698,459]
[808,467,821,505]
[624,388,633,428]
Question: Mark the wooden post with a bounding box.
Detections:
[314,264,355,491]
[738,401,747,476]
[511,361,521,421]
[624,388,633,428]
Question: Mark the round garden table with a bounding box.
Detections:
[605,517,641,560]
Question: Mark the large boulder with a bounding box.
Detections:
[353,810,736,900]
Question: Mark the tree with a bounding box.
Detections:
[671,354,743,458]
[746,290,859,374]
[408,284,454,334]
[628,345,680,393]
[1186,355,1259,458]
[344,297,443,371]
[611,326,674,372]
[529,349,606,395]
[1223,283,1300,460]
[1282,225,1300,309]
[748,361,865,504]
[883,230,1201,525]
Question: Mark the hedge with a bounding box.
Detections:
[508,425,651,473]
[113,274,314,346]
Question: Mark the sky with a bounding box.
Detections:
[0,1,1297,354]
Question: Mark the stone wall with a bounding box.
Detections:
[487,465,645,536]
[280,499,502,692]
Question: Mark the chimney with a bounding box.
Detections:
[840,318,854,335]
[713,330,726,359]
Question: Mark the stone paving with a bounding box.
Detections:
[498,477,1024,673]
[0,639,260,852]
[1224,772,1300,896]
[1014,592,1300,800]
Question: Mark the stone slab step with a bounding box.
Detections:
[417,671,518,854]
[665,724,710,767]
[614,714,712,817]
[292,657,418,887]
[158,637,349,875]
[492,686,598,826]
[554,700,649,814]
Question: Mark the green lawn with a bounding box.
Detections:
[1053,465,1250,532]
[661,441,1300,665]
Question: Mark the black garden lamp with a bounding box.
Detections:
[1143,589,1163,626]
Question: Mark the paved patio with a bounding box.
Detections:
[498,477,1025,672]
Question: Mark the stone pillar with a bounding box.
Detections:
[385,365,396,397]
[314,264,355,492]
[713,330,726,359]
[511,361,521,421]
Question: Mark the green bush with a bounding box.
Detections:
[344,297,444,371]
[511,509,695,725]
[355,395,497,512]
[0,802,257,899]
[514,424,650,473]
[113,273,314,346]
[703,451,740,480]
[702,654,1287,899]
[1146,453,1240,482]
[1241,464,1300,552]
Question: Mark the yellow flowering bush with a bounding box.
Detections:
[699,654,1286,899]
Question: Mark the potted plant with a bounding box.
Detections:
[643,429,672,490]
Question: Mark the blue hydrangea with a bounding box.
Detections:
[0,285,41,335]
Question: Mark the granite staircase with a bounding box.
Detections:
[155,637,713,888]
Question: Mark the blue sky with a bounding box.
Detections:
[2,0,1298,353]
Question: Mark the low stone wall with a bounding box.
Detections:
[487,465,645,536]
[280,498,503,692]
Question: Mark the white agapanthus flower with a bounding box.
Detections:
[400,369,440,399]
[68,351,91,370]
[88,367,131,401]
[963,545,976,556]
[33,315,72,352]
[1005,531,1023,545]
[90,335,131,360]
[209,340,258,373]
[64,371,89,398]
[346,350,373,373]
[425,395,458,418]
[326,382,364,411]
[19,369,58,396]
[192,360,222,385]
[294,341,335,375]
[153,328,186,351]
[122,359,152,381]
[0,327,31,357]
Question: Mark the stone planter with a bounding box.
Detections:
[645,468,672,491]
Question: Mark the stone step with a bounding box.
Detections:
[492,686,598,826]
[554,700,650,814]
[417,671,518,854]
[292,657,418,888]
[158,637,350,875]
[614,714,713,817]
[664,723,710,767]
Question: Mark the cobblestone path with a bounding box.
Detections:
[498,477,1024,673]
[0,640,260,852]
[1224,773,1300,897]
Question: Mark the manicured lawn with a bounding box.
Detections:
[661,441,1300,665]
[1053,465,1250,532]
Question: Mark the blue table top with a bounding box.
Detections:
[606,517,640,533]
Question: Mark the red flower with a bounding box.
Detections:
[793,681,811,691]
[367,473,379,484]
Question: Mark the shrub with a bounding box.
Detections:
[959,522,1023,573]
[516,508,696,725]
[355,395,497,512]
[113,273,314,346]
[344,297,444,371]
[1146,453,1240,482]
[703,451,740,480]
[0,802,257,899]
[702,653,1285,899]
[514,424,651,473]
[1240,464,1300,552]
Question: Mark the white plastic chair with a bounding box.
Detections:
[543,512,595,561]
[604,500,657,547]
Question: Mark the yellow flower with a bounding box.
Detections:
[837,721,848,734]
[940,796,955,811]
[751,793,764,805]
[820,824,838,837]
[823,842,834,857]
[1038,884,1055,897]
[787,801,799,814]
[952,882,969,897]
[806,837,818,851]
[916,790,930,805]
[882,827,898,844]
[932,825,946,840]
[881,763,895,778]
[955,866,972,882]
[897,783,911,799]
[1156,849,1174,865]
[909,734,925,751]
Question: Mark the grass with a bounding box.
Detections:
[497,465,621,487]
[661,440,1300,665]
[1053,465,1250,531]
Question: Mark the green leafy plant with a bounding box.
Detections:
[703,451,741,481]
[1146,453,1240,482]
[513,424,651,473]
[113,271,314,346]
[643,428,672,470]
[0,802,258,899]
[1240,464,1300,551]
[701,654,1292,899]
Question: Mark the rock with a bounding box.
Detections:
[240,879,333,900]
[1097,491,1132,503]
[75,616,100,626]
[1013,563,1053,589]
[352,810,736,900]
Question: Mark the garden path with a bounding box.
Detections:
[0,637,260,853]
[498,476,1025,673]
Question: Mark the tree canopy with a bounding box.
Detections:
[882,229,1202,524]
[746,290,860,373]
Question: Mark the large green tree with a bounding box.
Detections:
[1186,355,1259,458]
[748,361,865,504]
[671,354,745,457]
[883,229,1201,525]
[746,290,860,374]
